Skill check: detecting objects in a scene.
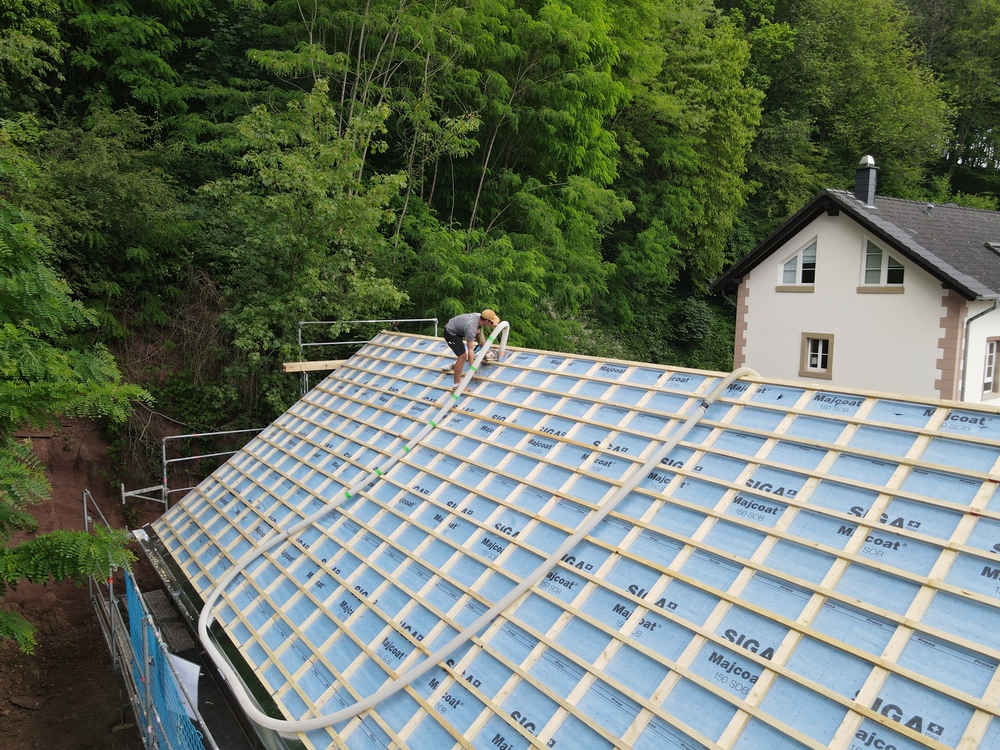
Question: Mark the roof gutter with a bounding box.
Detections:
[961,299,1000,401]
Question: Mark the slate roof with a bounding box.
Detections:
[712,189,1000,300]
[145,332,1000,750]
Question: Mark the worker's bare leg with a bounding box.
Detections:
[453,354,467,385]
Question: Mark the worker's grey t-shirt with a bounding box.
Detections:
[445,313,481,341]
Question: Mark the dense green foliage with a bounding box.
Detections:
[3,0,995,650]
[0,128,148,650]
[2,0,998,433]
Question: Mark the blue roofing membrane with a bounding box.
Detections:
[152,333,1000,750]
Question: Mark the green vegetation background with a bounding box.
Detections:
[1,0,999,641]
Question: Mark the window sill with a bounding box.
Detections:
[776,285,815,293]
[982,389,1000,401]
[798,369,833,380]
[857,285,904,294]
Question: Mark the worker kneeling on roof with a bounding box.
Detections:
[444,309,500,387]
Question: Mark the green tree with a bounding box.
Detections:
[791,0,948,195]
[729,0,949,260]
[240,0,636,350]
[906,0,1000,199]
[0,0,64,113]
[58,0,208,113]
[24,108,194,336]
[199,80,408,414]
[402,173,628,351]
[716,0,802,258]
[592,0,760,373]
[605,0,762,318]
[0,121,148,651]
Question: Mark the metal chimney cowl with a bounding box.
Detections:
[854,154,878,207]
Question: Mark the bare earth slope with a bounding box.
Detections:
[0,419,143,750]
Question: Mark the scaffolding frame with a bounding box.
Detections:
[293,317,438,395]
[121,428,264,512]
[122,318,440,513]
[85,489,219,750]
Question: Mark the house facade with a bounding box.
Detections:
[712,157,1000,402]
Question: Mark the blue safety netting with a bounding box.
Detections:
[126,572,205,750]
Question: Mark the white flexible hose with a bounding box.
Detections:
[196,343,756,732]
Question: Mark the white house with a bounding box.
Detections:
[712,156,1000,402]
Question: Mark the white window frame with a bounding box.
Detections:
[859,239,904,291]
[985,339,999,396]
[800,333,834,380]
[777,239,817,291]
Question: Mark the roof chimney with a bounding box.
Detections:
[854,155,878,207]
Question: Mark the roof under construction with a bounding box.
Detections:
[146,331,1000,750]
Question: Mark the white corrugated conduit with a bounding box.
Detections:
[197,331,758,732]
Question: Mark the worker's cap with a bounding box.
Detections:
[481,309,500,325]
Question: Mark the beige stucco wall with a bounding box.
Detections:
[740,213,956,399]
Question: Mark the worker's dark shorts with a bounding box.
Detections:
[444,330,467,357]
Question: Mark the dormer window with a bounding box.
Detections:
[778,240,816,291]
[863,240,904,286]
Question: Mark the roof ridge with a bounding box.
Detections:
[827,187,1000,215]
